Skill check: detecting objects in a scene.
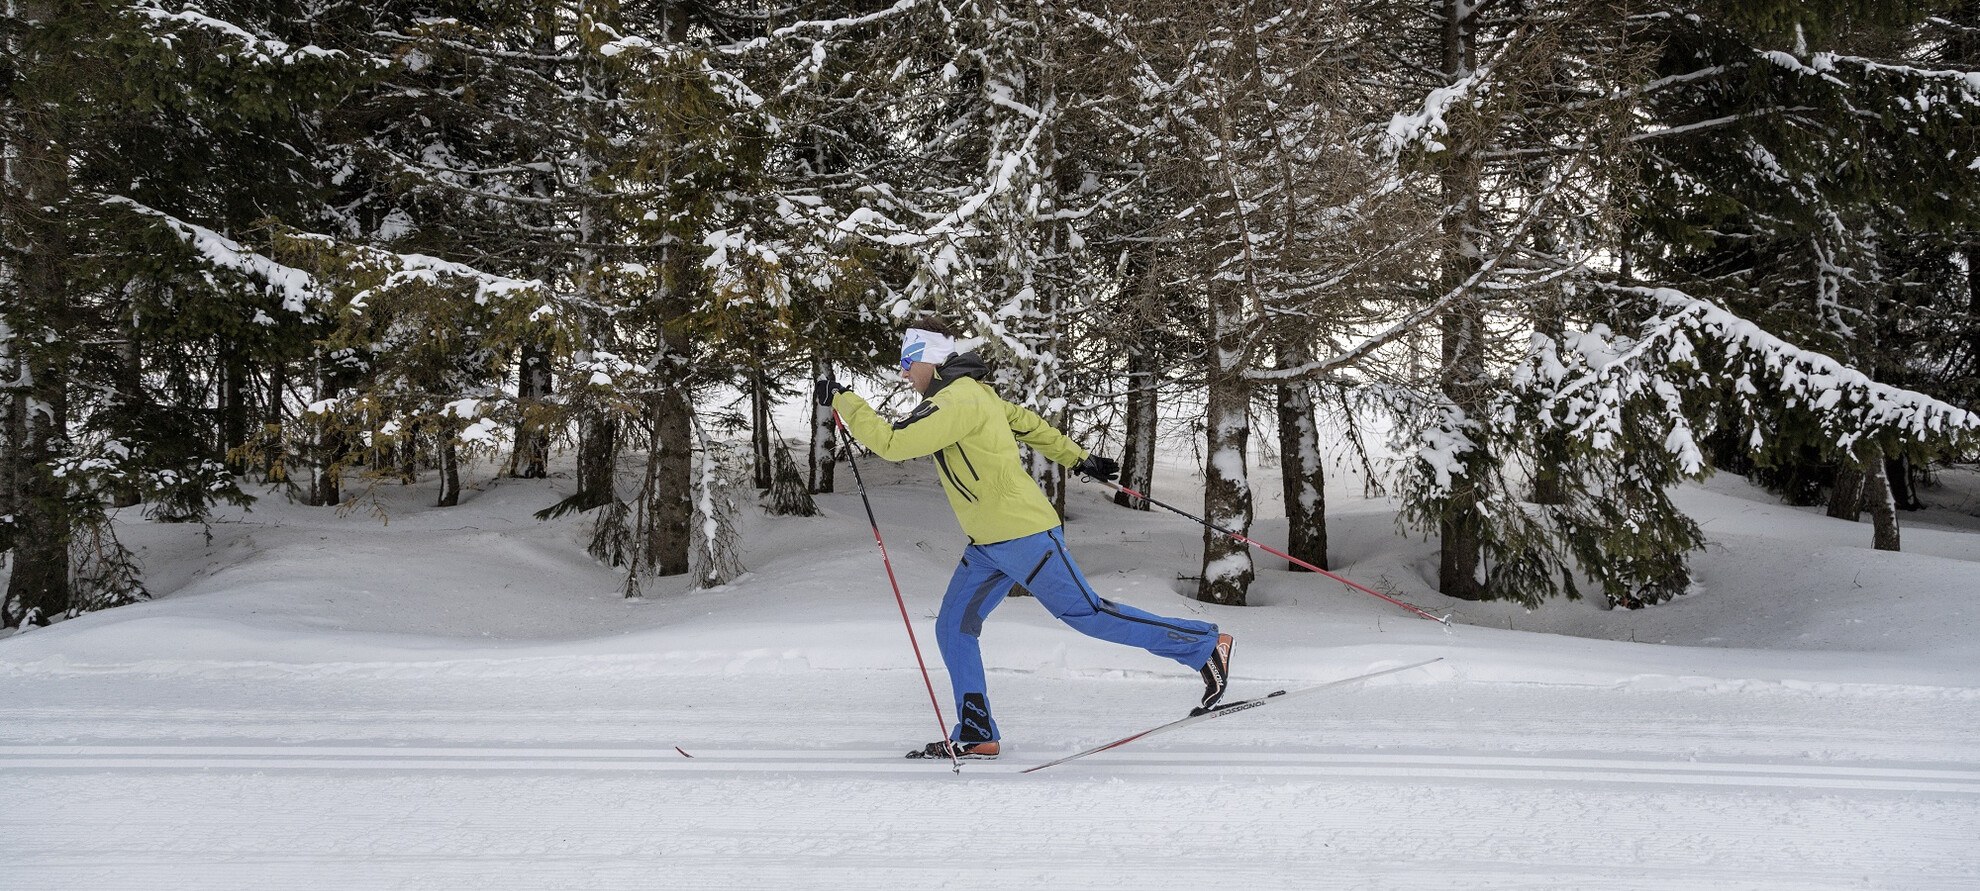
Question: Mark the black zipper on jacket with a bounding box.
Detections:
[956,444,981,480]
[934,450,978,502]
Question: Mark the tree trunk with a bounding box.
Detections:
[749,356,772,490]
[262,359,287,482]
[508,341,551,479]
[644,359,694,577]
[1828,465,1865,521]
[1529,287,1567,506]
[110,323,143,508]
[0,363,14,558]
[2,224,72,621]
[1197,282,1254,606]
[1274,338,1326,572]
[1436,293,1489,600]
[1116,339,1158,511]
[219,346,250,472]
[1199,370,1254,605]
[3,349,71,628]
[312,361,344,507]
[1434,0,1487,601]
[1886,456,1920,511]
[3,3,76,626]
[437,432,461,507]
[1968,244,1979,377]
[575,407,618,511]
[808,353,836,494]
[312,430,343,506]
[397,422,419,483]
[1864,443,1900,551]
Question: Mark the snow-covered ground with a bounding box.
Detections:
[4,450,1977,890]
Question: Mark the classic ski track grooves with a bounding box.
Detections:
[5,743,1976,793]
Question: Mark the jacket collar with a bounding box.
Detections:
[922,351,989,399]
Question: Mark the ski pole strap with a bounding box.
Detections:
[1090,477,1450,625]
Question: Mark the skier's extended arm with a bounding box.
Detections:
[831,391,968,461]
[1003,401,1119,481]
[1002,401,1087,466]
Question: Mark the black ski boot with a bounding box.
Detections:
[1194,633,1235,715]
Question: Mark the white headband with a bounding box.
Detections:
[901,328,956,368]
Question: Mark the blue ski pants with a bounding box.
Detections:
[936,527,1220,743]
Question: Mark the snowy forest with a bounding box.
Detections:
[4,0,1979,629]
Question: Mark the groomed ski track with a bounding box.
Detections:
[6,667,1976,890]
[9,744,1979,793]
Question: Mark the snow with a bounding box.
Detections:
[1382,70,1488,157]
[109,198,321,313]
[135,5,343,66]
[3,445,1978,889]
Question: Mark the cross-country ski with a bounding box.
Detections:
[1021,658,1445,773]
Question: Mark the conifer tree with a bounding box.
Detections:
[3,0,354,625]
[1628,0,1980,552]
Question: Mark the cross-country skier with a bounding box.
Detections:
[817,317,1234,761]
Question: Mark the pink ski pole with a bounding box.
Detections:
[1092,477,1450,625]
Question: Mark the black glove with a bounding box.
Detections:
[814,377,849,406]
[1073,454,1119,483]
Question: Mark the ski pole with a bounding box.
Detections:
[1086,476,1451,625]
[827,376,962,771]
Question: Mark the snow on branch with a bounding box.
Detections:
[1767,49,1980,96]
[134,1,344,65]
[597,41,766,109]
[822,99,1056,257]
[1524,284,1980,471]
[1631,286,1979,444]
[718,0,925,54]
[108,197,540,310]
[1381,68,1489,157]
[350,250,542,309]
[1253,162,1586,384]
[106,197,321,312]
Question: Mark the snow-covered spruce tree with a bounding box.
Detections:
[1049,7,1207,518]
[1407,1,1980,608]
[340,5,616,511]
[1,0,82,625]
[334,5,584,488]
[1627,1,1980,534]
[309,261,524,508]
[569,4,786,591]
[687,416,746,590]
[945,0,1106,518]
[2,0,360,625]
[1517,283,1980,569]
[324,1,765,588]
[1372,0,1667,605]
[1943,5,1980,415]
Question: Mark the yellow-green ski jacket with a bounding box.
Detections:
[832,353,1088,545]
